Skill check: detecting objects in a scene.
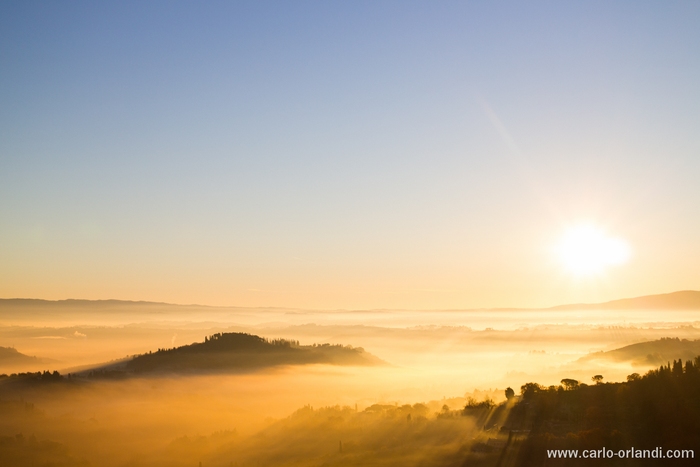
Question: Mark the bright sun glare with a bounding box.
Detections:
[555,224,631,276]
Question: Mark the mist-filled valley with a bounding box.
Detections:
[2,296,700,466]
[5,0,700,464]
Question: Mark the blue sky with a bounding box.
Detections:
[1,1,699,308]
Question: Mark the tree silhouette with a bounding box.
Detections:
[520,382,543,399]
[560,378,579,390]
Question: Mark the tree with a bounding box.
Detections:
[561,378,579,390]
[521,382,543,399]
[627,373,641,382]
[673,359,684,376]
[505,387,515,400]
[591,375,604,384]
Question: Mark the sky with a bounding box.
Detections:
[1,1,699,309]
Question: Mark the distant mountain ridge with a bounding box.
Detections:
[2,290,699,312]
[547,290,700,311]
[0,298,174,306]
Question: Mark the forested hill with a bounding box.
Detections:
[0,347,41,367]
[92,333,385,375]
[579,337,700,366]
[504,356,700,466]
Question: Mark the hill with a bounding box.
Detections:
[0,347,42,367]
[548,290,700,311]
[503,357,700,466]
[579,337,700,367]
[87,332,385,376]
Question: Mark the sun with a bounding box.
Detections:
[555,224,631,276]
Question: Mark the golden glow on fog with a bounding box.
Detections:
[555,224,631,276]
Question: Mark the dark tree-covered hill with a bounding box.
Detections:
[0,347,41,366]
[578,337,700,366]
[499,357,700,466]
[88,332,385,376]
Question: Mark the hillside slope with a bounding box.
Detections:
[549,290,700,311]
[579,337,700,366]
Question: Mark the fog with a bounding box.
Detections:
[3,305,700,386]
[2,302,700,465]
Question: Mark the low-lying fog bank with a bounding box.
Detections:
[2,298,700,466]
[0,370,507,467]
[3,319,700,389]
